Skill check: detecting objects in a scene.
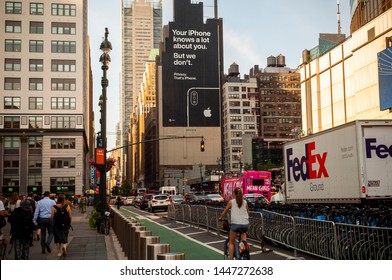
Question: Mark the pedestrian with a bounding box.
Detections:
[0,196,10,240]
[51,194,72,257]
[26,192,36,246]
[8,192,21,213]
[33,194,41,241]
[219,187,249,260]
[33,191,56,254]
[8,200,35,259]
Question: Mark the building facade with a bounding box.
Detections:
[0,0,93,196]
[299,6,392,134]
[120,0,162,185]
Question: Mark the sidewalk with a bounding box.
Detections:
[3,206,125,260]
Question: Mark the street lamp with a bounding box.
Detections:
[98,28,112,225]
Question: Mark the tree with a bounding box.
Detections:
[121,180,131,196]
[257,160,279,171]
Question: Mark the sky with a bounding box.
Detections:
[88,0,351,150]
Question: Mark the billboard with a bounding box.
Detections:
[161,0,221,127]
[377,46,392,111]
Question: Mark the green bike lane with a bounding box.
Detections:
[118,207,224,260]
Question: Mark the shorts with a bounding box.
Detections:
[230,224,248,233]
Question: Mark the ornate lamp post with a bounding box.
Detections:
[98,28,112,224]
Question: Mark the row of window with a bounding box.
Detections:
[5,39,77,53]
[4,78,76,91]
[4,158,75,169]
[5,2,76,17]
[3,176,76,190]
[5,58,76,72]
[5,21,76,35]
[3,136,76,149]
[5,97,76,110]
[3,116,77,129]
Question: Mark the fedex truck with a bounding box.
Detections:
[284,120,392,204]
[221,170,272,201]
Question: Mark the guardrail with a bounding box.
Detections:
[168,204,392,260]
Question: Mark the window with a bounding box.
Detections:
[51,41,76,53]
[5,2,22,14]
[28,136,43,148]
[30,3,44,15]
[4,136,20,148]
[4,58,21,71]
[51,138,76,149]
[50,158,75,168]
[5,21,21,33]
[51,60,76,72]
[3,160,19,168]
[28,175,42,187]
[29,97,43,110]
[51,79,76,91]
[51,4,76,16]
[5,39,21,52]
[29,59,43,71]
[3,175,19,187]
[28,161,42,168]
[29,40,44,52]
[4,116,20,128]
[51,97,76,109]
[29,78,43,90]
[30,22,44,34]
[51,116,76,128]
[4,97,21,109]
[29,116,43,128]
[52,22,76,34]
[4,78,21,90]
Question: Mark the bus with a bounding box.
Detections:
[221,170,272,201]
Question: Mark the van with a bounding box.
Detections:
[159,186,177,196]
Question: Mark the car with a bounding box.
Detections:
[133,195,143,207]
[124,196,134,206]
[244,193,269,209]
[169,194,184,204]
[148,194,170,212]
[207,193,224,202]
[139,194,153,210]
[184,193,212,204]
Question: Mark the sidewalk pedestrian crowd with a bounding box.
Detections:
[0,191,100,260]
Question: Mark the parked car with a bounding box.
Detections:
[140,194,153,210]
[169,194,184,204]
[124,196,134,206]
[207,193,224,202]
[244,193,269,210]
[148,194,170,212]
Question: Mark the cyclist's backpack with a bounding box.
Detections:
[54,205,70,229]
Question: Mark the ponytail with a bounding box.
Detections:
[234,187,243,208]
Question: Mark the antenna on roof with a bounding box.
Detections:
[337,0,342,34]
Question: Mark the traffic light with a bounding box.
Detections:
[200,140,205,152]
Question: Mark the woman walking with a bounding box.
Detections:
[51,194,72,257]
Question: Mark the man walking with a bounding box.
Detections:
[33,191,55,254]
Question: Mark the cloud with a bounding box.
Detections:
[223,28,262,73]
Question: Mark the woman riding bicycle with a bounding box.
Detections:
[219,187,249,260]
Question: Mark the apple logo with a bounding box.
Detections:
[203,107,212,117]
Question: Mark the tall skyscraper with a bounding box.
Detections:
[120,0,162,183]
[0,0,93,196]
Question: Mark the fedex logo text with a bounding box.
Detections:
[286,142,329,182]
[365,138,392,159]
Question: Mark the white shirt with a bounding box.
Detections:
[0,201,5,211]
[230,199,249,225]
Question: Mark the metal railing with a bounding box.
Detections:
[168,204,392,260]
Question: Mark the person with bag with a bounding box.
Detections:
[51,194,72,257]
[8,199,35,259]
[33,191,56,254]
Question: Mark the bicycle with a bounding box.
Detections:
[220,219,250,260]
[97,211,111,235]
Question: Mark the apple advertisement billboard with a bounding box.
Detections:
[161,0,221,127]
[378,46,392,111]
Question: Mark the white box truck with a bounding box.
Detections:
[284,120,392,204]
